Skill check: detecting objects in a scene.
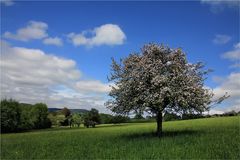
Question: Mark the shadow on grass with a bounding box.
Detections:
[121,130,201,139]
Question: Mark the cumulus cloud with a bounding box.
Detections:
[3,21,48,41]
[221,42,240,68]
[1,0,14,6]
[201,0,240,13]
[68,24,126,47]
[76,80,111,93]
[43,37,63,46]
[0,40,111,111]
[213,34,231,44]
[212,72,240,112]
[203,109,224,115]
[213,73,240,99]
[1,41,80,87]
[210,42,240,112]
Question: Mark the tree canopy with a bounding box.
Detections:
[1,99,51,133]
[72,113,82,127]
[83,108,101,128]
[61,107,71,117]
[106,43,218,136]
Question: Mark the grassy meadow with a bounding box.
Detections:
[1,116,240,159]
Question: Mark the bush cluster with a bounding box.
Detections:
[1,99,51,133]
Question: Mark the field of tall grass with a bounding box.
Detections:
[1,116,239,159]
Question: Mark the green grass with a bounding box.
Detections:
[1,116,240,159]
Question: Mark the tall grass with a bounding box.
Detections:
[1,116,239,159]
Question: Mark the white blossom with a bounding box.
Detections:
[106,44,221,118]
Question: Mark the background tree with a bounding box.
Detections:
[106,43,227,137]
[61,107,71,117]
[99,113,114,124]
[19,103,35,130]
[88,108,101,124]
[163,111,181,121]
[223,110,238,116]
[56,114,66,127]
[111,115,130,124]
[59,107,71,126]
[83,108,100,127]
[0,99,20,132]
[32,103,51,129]
[48,113,58,126]
[72,113,82,127]
[1,99,52,132]
[134,112,144,119]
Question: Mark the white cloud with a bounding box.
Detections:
[68,24,126,47]
[0,40,111,112]
[222,42,240,60]
[3,21,48,41]
[212,72,240,112]
[1,41,80,86]
[203,109,224,115]
[1,0,14,6]
[221,42,240,68]
[234,42,240,49]
[201,0,240,13]
[213,73,240,99]
[213,34,231,44]
[43,37,63,46]
[76,80,111,93]
[210,42,240,113]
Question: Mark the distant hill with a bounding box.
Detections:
[48,108,61,112]
[19,103,33,107]
[70,109,89,113]
[48,108,89,113]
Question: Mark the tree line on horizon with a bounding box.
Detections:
[1,98,238,133]
[0,99,130,133]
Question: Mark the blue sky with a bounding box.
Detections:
[1,0,239,113]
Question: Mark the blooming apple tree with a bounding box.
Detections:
[106,43,223,136]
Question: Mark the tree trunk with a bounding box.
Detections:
[156,111,162,137]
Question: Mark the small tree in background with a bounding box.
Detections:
[61,107,71,117]
[72,113,82,127]
[56,114,66,127]
[19,104,35,130]
[32,103,51,129]
[59,107,71,126]
[48,113,58,126]
[88,108,101,124]
[99,113,114,124]
[163,111,181,121]
[106,43,228,137]
[111,115,130,124]
[134,112,144,119]
[0,99,20,132]
[83,108,100,128]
